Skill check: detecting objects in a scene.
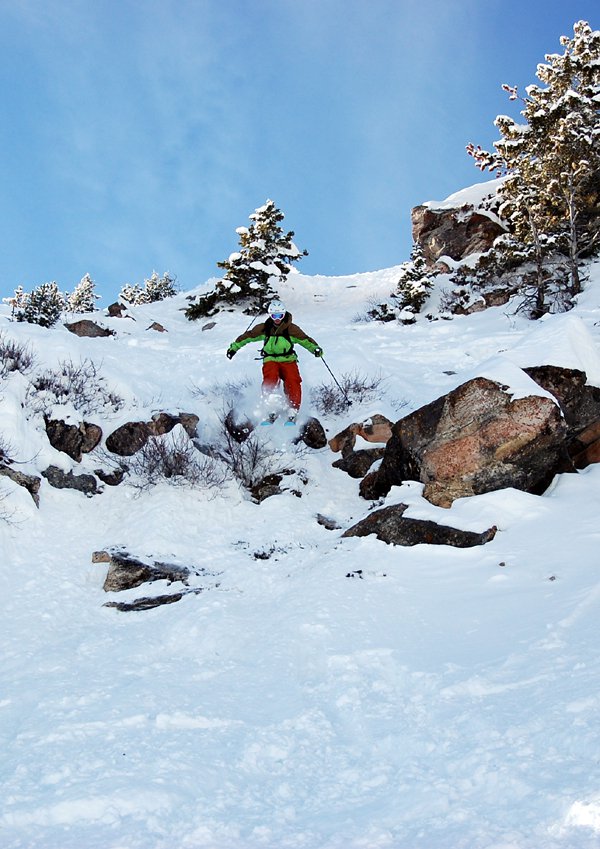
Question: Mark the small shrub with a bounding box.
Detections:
[128,429,226,492]
[211,410,289,491]
[27,358,124,416]
[311,371,384,416]
[0,333,35,378]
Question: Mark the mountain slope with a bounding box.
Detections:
[1,261,600,849]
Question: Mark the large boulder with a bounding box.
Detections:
[343,503,497,548]
[361,376,570,507]
[411,204,505,265]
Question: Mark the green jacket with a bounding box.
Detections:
[229,312,321,363]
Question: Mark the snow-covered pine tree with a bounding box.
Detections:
[186,200,307,319]
[467,20,600,316]
[367,244,436,323]
[15,282,66,327]
[144,271,178,302]
[119,283,149,306]
[67,274,100,313]
[119,272,177,306]
[392,244,436,321]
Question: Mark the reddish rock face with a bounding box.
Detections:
[411,204,506,264]
[368,377,571,507]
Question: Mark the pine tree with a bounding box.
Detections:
[119,283,149,306]
[367,244,436,323]
[119,272,178,306]
[67,274,100,313]
[392,244,436,320]
[15,282,66,327]
[467,20,600,315]
[144,271,178,302]
[186,200,307,319]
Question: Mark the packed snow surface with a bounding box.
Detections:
[1,261,600,849]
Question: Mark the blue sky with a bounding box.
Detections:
[1,0,598,304]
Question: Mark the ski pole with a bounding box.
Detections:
[321,357,352,407]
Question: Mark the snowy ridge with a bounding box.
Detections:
[1,260,600,849]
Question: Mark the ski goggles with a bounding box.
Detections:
[270,312,284,320]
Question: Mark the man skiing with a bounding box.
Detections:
[226,299,323,424]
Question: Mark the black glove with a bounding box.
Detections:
[226,348,236,359]
[313,347,323,358]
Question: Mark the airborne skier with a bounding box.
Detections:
[226,299,323,424]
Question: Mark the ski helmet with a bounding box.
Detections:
[268,299,286,319]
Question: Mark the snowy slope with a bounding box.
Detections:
[1,261,600,849]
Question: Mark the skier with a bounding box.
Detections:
[226,299,323,424]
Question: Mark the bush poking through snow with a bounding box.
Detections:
[211,411,289,491]
[27,358,124,416]
[311,371,385,416]
[128,428,227,492]
[0,333,35,378]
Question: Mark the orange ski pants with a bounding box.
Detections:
[262,359,302,410]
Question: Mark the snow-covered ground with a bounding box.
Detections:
[1,259,600,849]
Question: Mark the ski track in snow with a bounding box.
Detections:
[1,263,600,848]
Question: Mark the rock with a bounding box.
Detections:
[365,376,570,507]
[149,412,199,439]
[202,322,217,331]
[332,447,385,478]
[105,412,199,456]
[412,204,506,265]
[224,409,254,443]
[45,419,102,462]
[95,467,126,486]
[107,302,130,317]
[343,503,497,547]
[147,322,167,332]
[524,365,600,436]
[105,421,151,456]
[316,513,342,530]
[0,465,41,506]
[42,466,99,495]
[104,593,184,612]
[295,417,327,449]
[329,414,393,455]
[102,551,190,592]
[251,474,284,502]
[64,319,114,338]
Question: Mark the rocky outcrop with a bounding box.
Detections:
[411,205,505,265]
[360,376,570,507]
[343,503,497,547]
[105,412,199,456]
[45,418,102,462]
